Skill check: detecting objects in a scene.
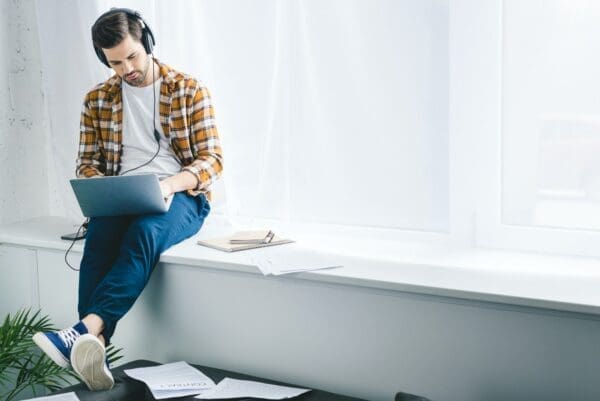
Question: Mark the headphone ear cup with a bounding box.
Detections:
[141,30,152,54]
[142,24,155,54]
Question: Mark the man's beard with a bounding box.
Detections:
[124,58,150,86]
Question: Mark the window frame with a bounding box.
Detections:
[469,0,600,258]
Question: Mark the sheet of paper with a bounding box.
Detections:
[195,378,310,400]
[21,392,80,401]
[246,244,343,275]
[124,361,215,399]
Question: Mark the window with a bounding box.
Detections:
[475,0,600,257]
[39,0,600,258]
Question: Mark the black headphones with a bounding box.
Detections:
[92,8,155,68]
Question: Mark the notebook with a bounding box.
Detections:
[229,230,275,244]
[197,233,293,252]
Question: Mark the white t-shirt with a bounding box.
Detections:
[119,78,182,178]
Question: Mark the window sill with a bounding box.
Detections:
[2,216,600,316]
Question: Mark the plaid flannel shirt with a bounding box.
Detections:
[76,60,223,200]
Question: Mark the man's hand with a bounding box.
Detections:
[159,170,201,196]
[159,179,174,199]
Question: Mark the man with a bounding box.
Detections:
[32,8,222,391]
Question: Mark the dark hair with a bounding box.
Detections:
[92,11,143,49]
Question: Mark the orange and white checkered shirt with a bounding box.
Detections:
[76,59,223,200]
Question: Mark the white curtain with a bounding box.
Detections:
[36,0,449,234]
[502,0,600,231]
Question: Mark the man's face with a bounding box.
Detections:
[102,33,151,87]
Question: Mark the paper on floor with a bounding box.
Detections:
[124,361,215,399]
[21,393,80,401]
[195,377,310,400]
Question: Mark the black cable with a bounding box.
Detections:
[118,56,160,176]
[64,219,88,271]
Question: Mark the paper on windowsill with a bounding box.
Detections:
[195,377,310,400]
[244,243,343,275]
[21,393,80,401]
[124,361,215,399]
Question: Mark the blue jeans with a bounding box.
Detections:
[77,192,210,344]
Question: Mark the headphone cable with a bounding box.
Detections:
[65,56,159,271]
[118,56,160,176]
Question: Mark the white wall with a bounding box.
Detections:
[0,0,50,225]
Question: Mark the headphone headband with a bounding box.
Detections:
[92,8,155,68]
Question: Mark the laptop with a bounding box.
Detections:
[70,174,174,217]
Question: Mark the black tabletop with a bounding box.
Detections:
[54,359,368,401]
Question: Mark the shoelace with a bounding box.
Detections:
[57,327,80,348]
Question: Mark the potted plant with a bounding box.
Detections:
[0,308,122,401]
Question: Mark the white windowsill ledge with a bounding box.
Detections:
[2,216,600,316]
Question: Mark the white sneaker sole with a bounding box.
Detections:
[70,334,114,391]
[32,332,70,368]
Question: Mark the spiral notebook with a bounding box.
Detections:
[197,230,293,252]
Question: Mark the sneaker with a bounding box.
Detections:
[70,334,114,391]
[32,321,88,368]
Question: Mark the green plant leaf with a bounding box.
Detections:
[0,308,124,400]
